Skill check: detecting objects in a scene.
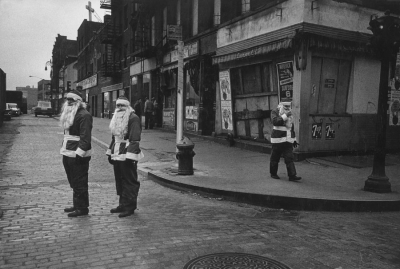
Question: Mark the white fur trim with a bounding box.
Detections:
[76,147,92,157]
[281,114,288,121]
[126,151,144,161]
[116,99,130,106]
[67,92,82,101]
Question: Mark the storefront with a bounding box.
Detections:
[101,83,124,119]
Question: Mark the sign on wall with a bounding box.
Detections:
[219,70,233,131]
[167,25,182,40]
[389,52,400,126]
[311,122,322,140]
[276,61,294,102]
[325,123,335,140]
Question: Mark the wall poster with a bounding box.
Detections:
[219,70,233,131]
[389,52,400,126]
[325,123,335,140]
[311,122,322,140]
[276,61,294,102]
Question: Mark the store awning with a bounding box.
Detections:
[212,38,292,65]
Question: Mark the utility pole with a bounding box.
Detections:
[364,11,400,193]
[176,41,184,146]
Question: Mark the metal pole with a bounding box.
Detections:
[364,53,391,193]
[176,41,184,147]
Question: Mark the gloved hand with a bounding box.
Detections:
[293,141,299,148]
[108,155,114,165]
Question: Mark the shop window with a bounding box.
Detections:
[185,71,200,118]
[143,73,150,97]
[311,57,351,115]
[103,92,110,118]
[231,62,273,95]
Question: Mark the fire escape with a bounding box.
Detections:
[129,1,156,73]
[98,0,121,77]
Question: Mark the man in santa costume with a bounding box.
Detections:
[59,90,93,217]
[270,101,302,181]
[106,96,144,218]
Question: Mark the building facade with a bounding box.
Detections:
[51,34,78,114]
[83,0,400,158]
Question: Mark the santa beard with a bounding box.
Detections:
[109,106,133,138]
[59,101,82,130]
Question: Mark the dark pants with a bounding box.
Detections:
[63,156,90,210]
[113,160,140,211]
[145,112,153,129]
[270,142,297,177]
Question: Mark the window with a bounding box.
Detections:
[163,7,167,45]
[311,57,352,114]
[214,0,221,26]
[241,0,250,14]
[192,0,199,36]
[231,62,273,95]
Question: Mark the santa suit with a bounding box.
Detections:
[60,107,93,210]
[270,107,298,177]
[106,112,144,212]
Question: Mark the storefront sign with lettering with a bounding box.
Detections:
[276,61,294,102]
[77,74,97,90]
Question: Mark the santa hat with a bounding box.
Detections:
[281,102,291,106]
[66,90,83,101]
[116,95,130,106]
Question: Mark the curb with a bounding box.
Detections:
[91,135,400,212]
[147,171,400,212]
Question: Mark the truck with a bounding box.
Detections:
[32,101,53,117]
[5,91,24,114]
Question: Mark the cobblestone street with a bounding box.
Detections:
[0,115,399,269]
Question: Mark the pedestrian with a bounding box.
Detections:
[151,97,158,128]
[133,98,142,126]
[59,90,93,217]
[106,96,144,218]
[144,97,154,129]
[85,101,91,112]
[270,102,302,181]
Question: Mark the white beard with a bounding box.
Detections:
[59,101,81,130]
[109,106,133,138]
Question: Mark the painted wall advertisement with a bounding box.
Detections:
[389,52,400,126]
[276,61,294,102]
[219,70,233,131]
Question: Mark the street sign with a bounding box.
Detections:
[167,25,182,40]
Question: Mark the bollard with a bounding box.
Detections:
[176,137,195,175]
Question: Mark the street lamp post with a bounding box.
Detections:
[364,11,400,193]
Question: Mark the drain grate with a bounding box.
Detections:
[183,253,291,269]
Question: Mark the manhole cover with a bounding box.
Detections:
[183,253,291,269]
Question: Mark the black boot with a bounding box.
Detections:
[118,210,135,218]
[270,162,280,179]
[286,162,301,181]
[64,206,75,213]
[68,209,89,217]
[110,206,124,213]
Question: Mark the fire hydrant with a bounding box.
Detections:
[176,136,195,175]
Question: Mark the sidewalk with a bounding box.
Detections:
[91,117,400,212]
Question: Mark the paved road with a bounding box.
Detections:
[0,115,399,269]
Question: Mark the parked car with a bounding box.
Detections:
[6,103,22,116]
[3,110,12,121]
[32,101,53,117]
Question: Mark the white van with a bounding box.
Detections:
[6,103,21,116]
